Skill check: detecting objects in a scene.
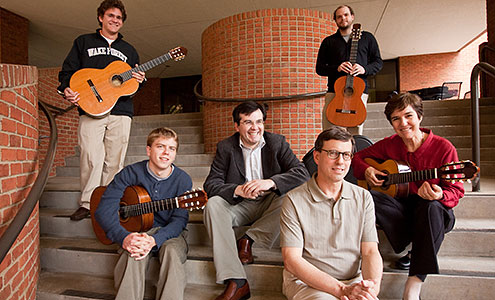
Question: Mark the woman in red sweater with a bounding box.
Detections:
[352,92,464,300]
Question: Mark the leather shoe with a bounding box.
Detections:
[215,280,250,300]
[70,207,90,221]
[237,238,253,265]
[395,251,411,270]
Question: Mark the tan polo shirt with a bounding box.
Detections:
[280,174,378,280]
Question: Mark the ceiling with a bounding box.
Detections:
[0,0,487,78]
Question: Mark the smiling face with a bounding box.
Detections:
[234,109,265,149]
[146,136,177,178]
[314,139,353,183]
[334,6,355,31]
[390,105,423,142]
[98,7,123,38]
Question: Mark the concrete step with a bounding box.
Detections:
[132,112,203,122]
[37,273,286,300]
[130,125,203,136]
[39,207,495,258]
[366,98,495,113]
[364,114,495,129]
[38,237,495,299]
[55,164,211,178]
[130,118,203,128]
[129,133,203,145]
[366,105,495,120]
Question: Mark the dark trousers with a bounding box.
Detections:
[371,191,455,281]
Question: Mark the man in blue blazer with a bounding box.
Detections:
[204,101,310,300]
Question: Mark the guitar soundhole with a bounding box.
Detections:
[111,75,123,87]
[344,87,354,97]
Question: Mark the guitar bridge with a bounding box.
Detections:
[336,109,356,114]
[87,79,104,103]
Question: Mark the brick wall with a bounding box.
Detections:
[201,9,334,158]
[399,32,487,98]
[37,68,79,177]
[0,63,39,300]
[0,8,29,65]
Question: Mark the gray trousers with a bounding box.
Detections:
[322,92,369,135]
[114,229,188,300]
[203,193,282,283]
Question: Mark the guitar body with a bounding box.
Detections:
[70,60,140,117]
[90,185,154,245]
[357,158,410,199]
[326,75,367,127]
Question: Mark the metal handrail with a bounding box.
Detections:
[193,79,326,102]
[0,100,58,264]
[470,62,495,192]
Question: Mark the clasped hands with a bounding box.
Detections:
[122,232,156,261]
[340,279,379,300]
[338,61,365,76]
[234,179,275,199]
[365,166,443,200]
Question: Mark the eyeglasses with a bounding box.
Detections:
[240,119,264,127]
[319,149,353,161]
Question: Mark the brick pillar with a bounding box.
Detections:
[0,64,39,300]
[0,8,29,65]
[201,9,335,158]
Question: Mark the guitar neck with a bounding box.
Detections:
[345,34,360,88]
[120,197,178,217]
[386,168,439,185]
[119,52,173,83]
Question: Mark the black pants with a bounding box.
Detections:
[371,191,455,281]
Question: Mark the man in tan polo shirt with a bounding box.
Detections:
[280,126,382,300]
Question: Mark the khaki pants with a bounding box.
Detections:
[114,229,188,300]
[203,193,282,283]
[283,269,363,300]
[77,114,131,209]
[322,92,369,135]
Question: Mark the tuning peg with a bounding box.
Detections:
[467,179,471,183]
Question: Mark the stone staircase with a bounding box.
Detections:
[37,103,495,299]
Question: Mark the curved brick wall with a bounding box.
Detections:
[201,8,336,158]
[0,64,39,300]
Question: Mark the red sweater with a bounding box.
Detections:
[352,129,464,208]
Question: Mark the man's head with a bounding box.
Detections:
[232,101,266,149]
[333,5,355,31]
[146,127,179,177]
[97,0,127,35]
[314,126,354,183]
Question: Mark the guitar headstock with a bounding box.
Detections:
[351,24,362,41]
[177,188,207,211]
[439,160,480,182]
[168,46,187,61]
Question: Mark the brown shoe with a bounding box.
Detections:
[237,238,253,265]
[215,280,250,300]
[70,207,90,221]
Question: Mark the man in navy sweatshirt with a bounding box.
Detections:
[95,127,192,300]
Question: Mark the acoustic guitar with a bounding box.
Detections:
[70,46,187,117]
[90,185,207,245]
[357,158,479,199]
[326,24,367,127]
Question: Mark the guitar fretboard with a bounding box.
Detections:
[120,196,179,217]
[119,53,173,82]
[386,168,438,185]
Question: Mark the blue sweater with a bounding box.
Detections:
[94,160,192,249]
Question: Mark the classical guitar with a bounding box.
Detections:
[326,24,367,127]
[357,158,479,198]
[90,185,207,245]
[70,46,187,117]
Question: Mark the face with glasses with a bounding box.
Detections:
[235,109,264,149]
[314,139,353,183]
[99,8,123,37]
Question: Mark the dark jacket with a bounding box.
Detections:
[316,30,383,93]
[204,131,310,205]
[58,30,140,117]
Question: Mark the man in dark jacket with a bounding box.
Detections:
[57,0,145,221]
[203,101,310,300]
[316,5,382,135]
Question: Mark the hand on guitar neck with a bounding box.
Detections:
[338,61,365,76]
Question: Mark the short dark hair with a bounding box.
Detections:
[232,101,267,125]
[314,126,355,152]
[384,92,424,123]
[147,127,179,149]
[333,5,354,21]
[97,0,127,26]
